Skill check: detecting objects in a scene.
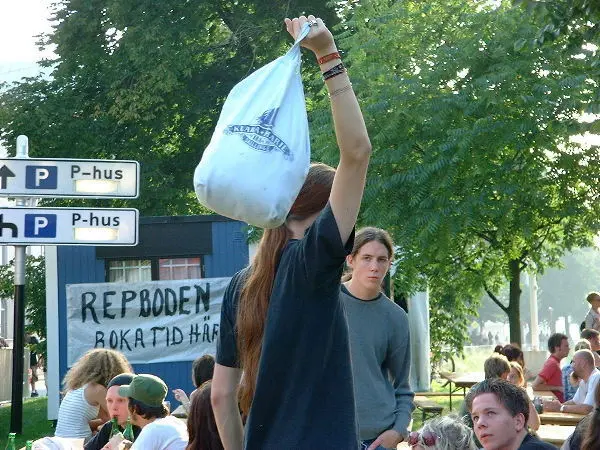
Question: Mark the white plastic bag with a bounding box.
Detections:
[194,24,312,228]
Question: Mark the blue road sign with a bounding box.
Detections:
[24,214,57,238]
[25,166,58,189]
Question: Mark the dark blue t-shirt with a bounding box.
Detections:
[216,204,358,449]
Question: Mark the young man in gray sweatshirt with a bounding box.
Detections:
[341,227,414,450]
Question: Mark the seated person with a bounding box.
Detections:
[562,340,592,402]
[561,381,600,450]
[544,349,600,415]
[407,415,477,450]
[55,349,132,441]
[532,333,570,403]
[507,362,540,431]
[186,381,223,450]
[172,354,215,414]
[84,373,141,450]
[580,329,600,366]
[459,353,510,441]
[119,374,188,450]
[465,378,555,449]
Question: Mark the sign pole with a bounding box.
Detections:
[10,135,29,434]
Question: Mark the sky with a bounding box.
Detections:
[0,0,55,84]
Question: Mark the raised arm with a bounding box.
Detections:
[211,363,244,450]
[285,15,372,244]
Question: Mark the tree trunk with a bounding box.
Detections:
[508,259,522,345]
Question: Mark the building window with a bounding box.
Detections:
[106,257,203,282]
[107,259,151,282]
[159,257,202,280]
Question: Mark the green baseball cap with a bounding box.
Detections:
[118,374,168,407]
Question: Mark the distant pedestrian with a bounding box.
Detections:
[26,333,39,397]
[584,292,600,332]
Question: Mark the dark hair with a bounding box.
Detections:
[128,398,169,420]
[192,355,215,388]
[494,344,524,366]
[548,333,568,353]
[465,378,529,425]
[107,373,135,389]
[586,292,600,304]
[186,381,223,450]
[582,382,600,450]
[581,329,600,340]
[484,354,510,379]
[237,163,335,416]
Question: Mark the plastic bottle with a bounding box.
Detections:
[25,441,33,450]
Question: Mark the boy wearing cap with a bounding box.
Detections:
[119,374,188,450]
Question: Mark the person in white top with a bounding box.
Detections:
[544,349,600,415]
[119,374,188,450]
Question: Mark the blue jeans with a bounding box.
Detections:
[360,440,386,450]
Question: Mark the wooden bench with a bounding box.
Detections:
[414,395,443,422]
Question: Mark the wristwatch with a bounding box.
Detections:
[560,404,566,413]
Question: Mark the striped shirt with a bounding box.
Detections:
[55,385,100,439]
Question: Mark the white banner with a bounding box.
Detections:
[66,277,231,365]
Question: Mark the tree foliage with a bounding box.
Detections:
[0,256,46,356]
[311,0,600,348]
[513,0,600,111]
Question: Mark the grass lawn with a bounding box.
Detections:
[0,397,53,449]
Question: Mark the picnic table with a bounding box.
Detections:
[539,411,586,426]
[439,371,484,410]
[536,424,575,446]
[531,390,557,401]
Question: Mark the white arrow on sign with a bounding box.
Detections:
[0,158,139,198]
[0,207,138,246]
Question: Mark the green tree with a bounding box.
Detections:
[0,256,46,357]
[513,0,599,111]
[0,1,339,216]
[311,0,600,346]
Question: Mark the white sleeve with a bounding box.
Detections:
[571,382,584,404]
[583,376,600,406]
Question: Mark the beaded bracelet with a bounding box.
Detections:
[317,52,341,65]
[322,63,346,81]
[328,83,353,98]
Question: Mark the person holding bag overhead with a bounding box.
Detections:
[210,13,372,450]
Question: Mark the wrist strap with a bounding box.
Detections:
[322,63,346,81]
[317,52,341,65]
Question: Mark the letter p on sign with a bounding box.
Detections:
[26,165,58,189]
[24,214,57,237]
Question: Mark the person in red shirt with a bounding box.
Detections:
[532,333,570,402]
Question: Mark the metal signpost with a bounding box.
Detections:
[5,136,140,434]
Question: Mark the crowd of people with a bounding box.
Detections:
[20,12,600,450]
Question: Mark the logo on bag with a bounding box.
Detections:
[224,108,293,160]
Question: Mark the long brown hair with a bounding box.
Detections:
[236,163,335,415]
[186,381,223,450]
[582,382,600,450]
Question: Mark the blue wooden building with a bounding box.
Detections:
[45,214,249,420]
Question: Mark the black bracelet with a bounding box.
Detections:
[322,63,346,81]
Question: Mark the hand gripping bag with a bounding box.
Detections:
[194,24,312,228]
